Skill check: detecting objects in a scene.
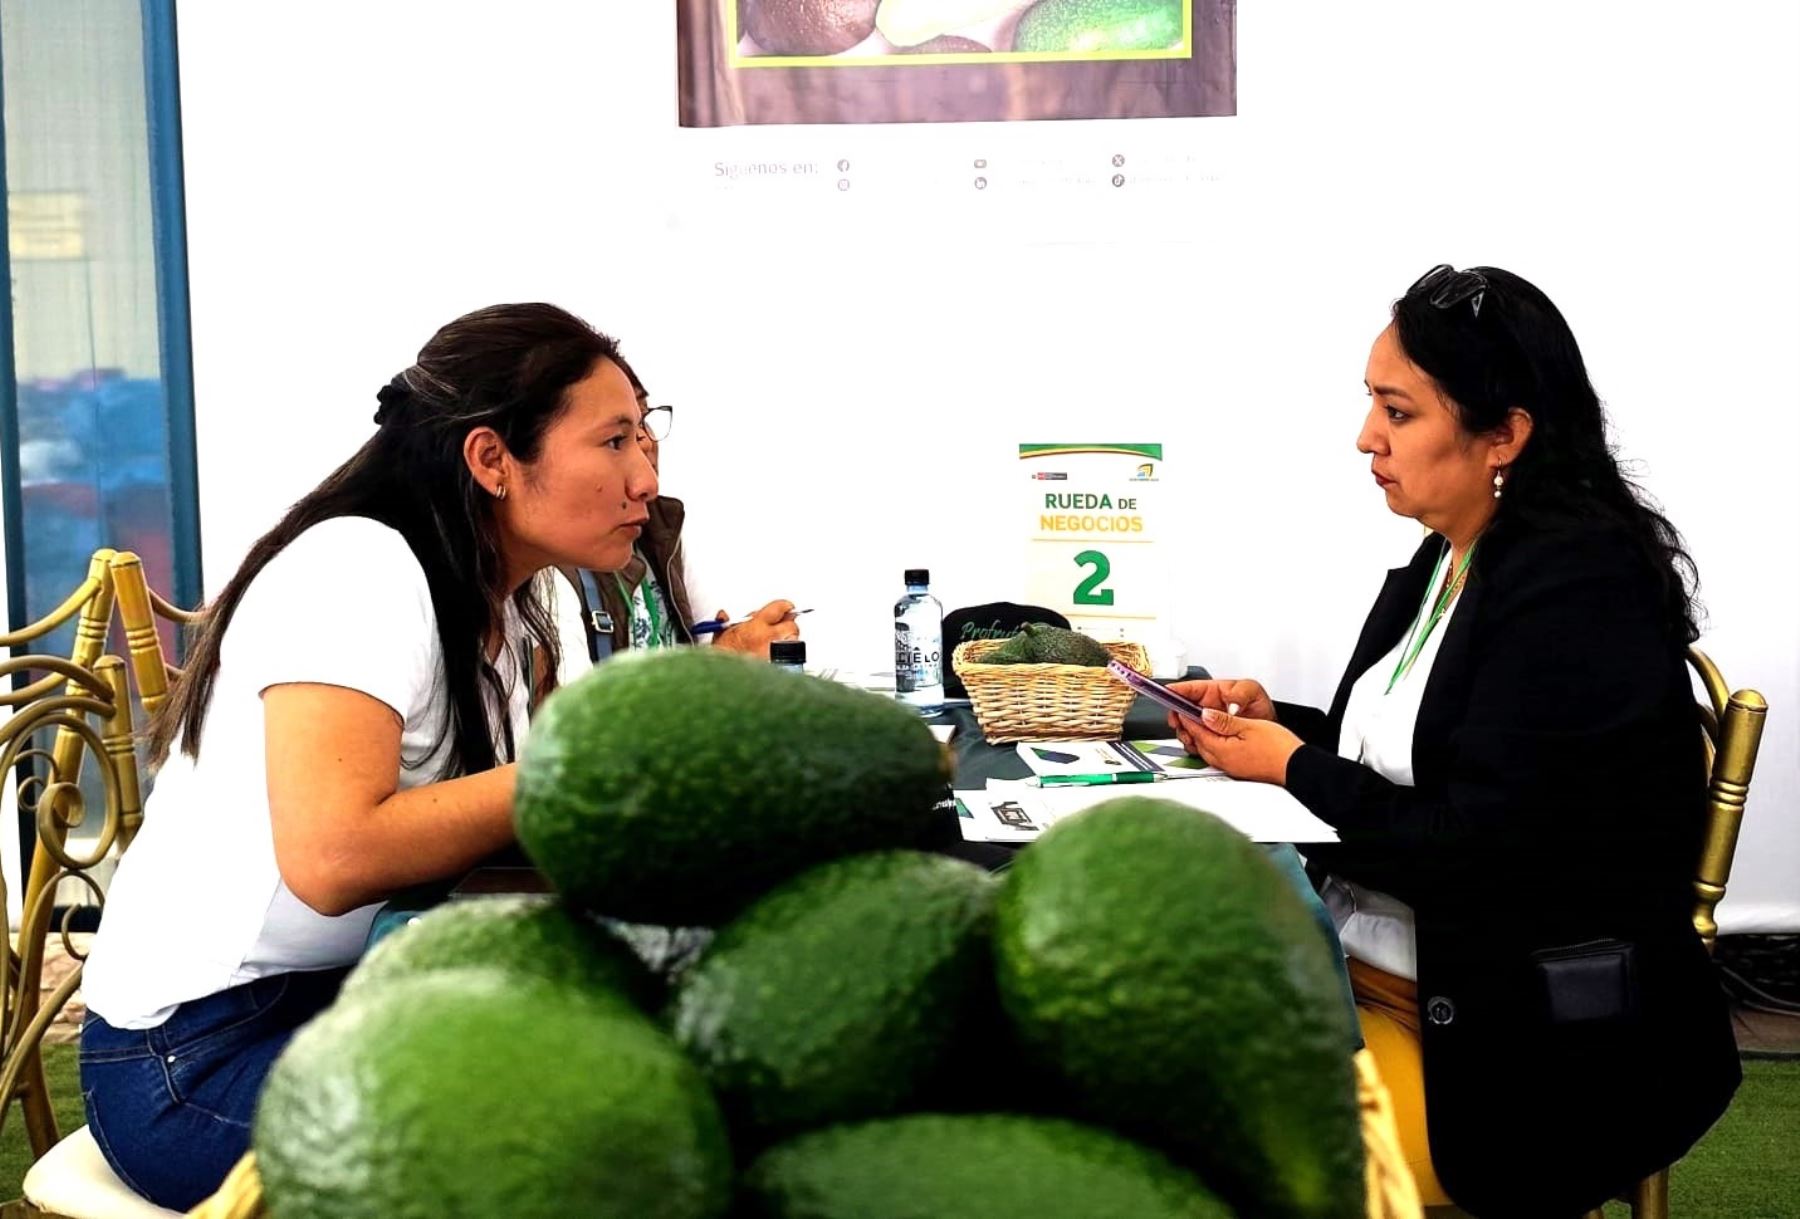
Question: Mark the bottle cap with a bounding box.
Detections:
[770,640,807,667]
[904,568,930,585]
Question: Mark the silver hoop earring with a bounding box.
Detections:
[495,483,507,501]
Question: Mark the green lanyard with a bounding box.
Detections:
[616,572,667,649]
[1386,542,1475,694]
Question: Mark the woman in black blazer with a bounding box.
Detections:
[1169,266,1739,1217]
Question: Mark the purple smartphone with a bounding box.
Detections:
[1106,659,1211,722]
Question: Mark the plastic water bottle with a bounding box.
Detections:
[893,568,944,715]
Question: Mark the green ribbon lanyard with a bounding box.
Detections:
[1386,542,1476,694]
[617,572,666,650]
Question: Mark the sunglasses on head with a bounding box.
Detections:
[1410,264,1489,319]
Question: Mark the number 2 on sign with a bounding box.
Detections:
[1073,550,1115,606]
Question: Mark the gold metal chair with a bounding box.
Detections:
[1,554,182,1218]
[107,551,201,725]
[0,552,127,1151]
[1579,645,1768,1219]
[8,553,122,931]
[1682,647,1767,956]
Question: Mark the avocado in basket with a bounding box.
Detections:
[983,623,1111,667]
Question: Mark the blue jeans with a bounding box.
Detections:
[79,968,347,1210]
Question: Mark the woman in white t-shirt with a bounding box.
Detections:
[78,302,658,1208]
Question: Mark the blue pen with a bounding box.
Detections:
[1038,772,1161,787]
[692,607,813,637]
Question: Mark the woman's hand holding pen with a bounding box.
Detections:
[1165,678,1301,786]
[711,600,802,658]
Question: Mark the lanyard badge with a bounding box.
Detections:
[1385,542,1475,695]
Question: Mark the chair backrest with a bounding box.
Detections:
[0,552,145,1158]
[109,548,202,721]
[1684,647,1768,953]
[1,550,128,922]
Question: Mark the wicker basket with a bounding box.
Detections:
[188,1054,1420,1219]
[952,638,1149,744]
[1355,1047,1425,1219]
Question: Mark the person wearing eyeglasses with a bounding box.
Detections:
[552,359,801,673]
[1162,266,1738,1216]
[77,305,660,1207]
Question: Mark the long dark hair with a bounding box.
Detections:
[1393,267,1701,643]
[150,302,621,772]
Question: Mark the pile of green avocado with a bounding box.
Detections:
[982,621,1113,666]
[253,648,1365,1219]
[739,0,1184,57]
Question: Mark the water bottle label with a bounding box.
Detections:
[893,622,941,693]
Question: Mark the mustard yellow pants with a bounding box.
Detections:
[1349,957,1451,1207]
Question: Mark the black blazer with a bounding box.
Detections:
[1279,519,1739,1218]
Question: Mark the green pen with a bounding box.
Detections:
[1039,772,1161,787]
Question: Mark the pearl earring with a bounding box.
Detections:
[1492,471,1505,500]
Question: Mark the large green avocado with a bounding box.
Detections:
[669,851,998,1142]
[255,970,732,1219]
[994,796,1365,1219]
[738,1113,1234,1219]
[341,894,658,1012]
[514,648,952,924]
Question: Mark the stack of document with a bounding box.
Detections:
[955,739,1338,846]
[1015,739,1219,780]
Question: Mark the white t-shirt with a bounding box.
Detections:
[1320,588,1463,982]
[83,517,530,1029]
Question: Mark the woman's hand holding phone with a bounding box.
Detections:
[1142,674,1300,786]
[1163,678,1277,722]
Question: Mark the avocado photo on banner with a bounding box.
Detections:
[676,0,1235,124]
